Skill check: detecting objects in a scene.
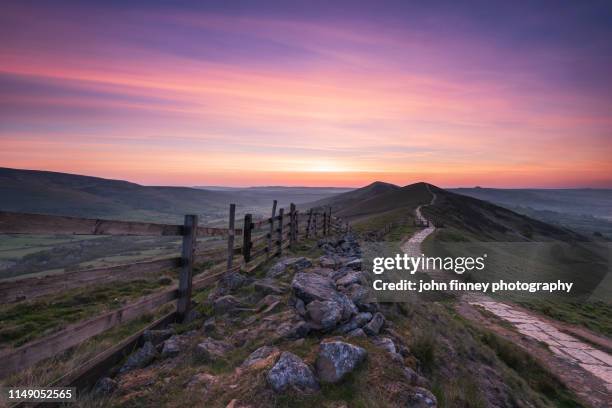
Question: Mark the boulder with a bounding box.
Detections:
[363,312,385,336]
[404,387,438,407]
[316,341,367,383]
[253,279,285,295]
[347,328,366,337]
[345,284,370,305]
[372,336,397,355]
[291,271,338,303]
[213,295,244,314]
[161,335,188,358]
[241,345,280,368]
[336,271,365,287]
[336,312,372,334]
[267,257,312,278]
[203,317,216,334]
[93,377,117,395]
[275,319,311,340]
[343,259,362,271]
[120,341,158,373]
[306,300,343,331]
[267,352,319,393]
[195,338,233,361]
[220,272,248,290]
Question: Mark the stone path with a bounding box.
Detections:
[470,299,612,392]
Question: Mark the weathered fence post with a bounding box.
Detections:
[327,207,332,235]
[267,200,277,259]
[227,204,236,271]
[243,213,253,263]
[177,214,197,321]
[323,209,328,236]
[289,203,296,250]
[306,209,313,238]
[313,211,318,237]
[277,208,284,256]
[295,209,299,242]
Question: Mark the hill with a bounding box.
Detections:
[0,168,348,223]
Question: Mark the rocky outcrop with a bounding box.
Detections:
[363,312,385,336]
[241,346,280,368]
[267,352,319,393]
[161,334,189,358]
[196,338,233,361]
[316,341,367,383]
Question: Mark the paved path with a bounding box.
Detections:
[401,185,612,404]
[470,299,612,392]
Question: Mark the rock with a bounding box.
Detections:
[221,272,247,290]
[203,317,216,333]
[363,312,385,336]
[267,352,319,393]
[319,255,339,269]
[196,338,233,361]
[404,387,438,407]
[294,297,306,316]
[337,312,372,334]
[184,308,202,324]
[345,283,370,305]
[372,336,397,354]
[93,377,117,395]
[213,295,244,314]
[120,341,158,373]
[186,372,217,390]
[402,367,430,387]
[275,320,311,339]
[142,328,174,344]
[336,271,365,287]
[292,271,338,303]
[306,300,343,331]
[316,341,367,383]
[253,279,285,295]
[241,345,280,368]
[161,335,188,358]
[343,259,362,271]
[347,328,366,337]
[267,257,312,278]
[335,293,359,320]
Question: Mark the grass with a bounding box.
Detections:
[0,277,174,348]
[517,299,612,338]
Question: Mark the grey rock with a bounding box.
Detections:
[316,341,367,383]
[253,279,285,295]
[291,271,338,303]
[307,300,342,331]
[241,345,279,368]
[120,341,158,373]
[318,255,338,269]
[267,352,319,393]
[93,377,117,395]
[335,292,358,320]
[345,284,370,305]
[372,336,397,355]
[294,297,306,316]
[404,387,438,407]
[267,257,312,278]
[347,328,366,337]
[161,335,188,358]
[337,312,372,334]
[402,367,430,387]
[203,317,216,333]
[184,308,202,324]
[363,312,385,336]
[221,272,247,290]
[336,271,365,287]
[196,338,233,361]
[213,295,244,314]
[142,328,174,344]
[343,259,362,271]
[275,320,311,339]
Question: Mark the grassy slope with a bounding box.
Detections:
[421,187,612,337]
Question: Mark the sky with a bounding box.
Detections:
[1,0,612,188]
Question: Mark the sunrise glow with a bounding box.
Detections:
[1,1,611,187]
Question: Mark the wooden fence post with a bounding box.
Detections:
[323,209,328,236]
[267,200,277,259]
[243,214,252,263]
[289,203,296,250]
[327,207,332,235]
[306,209,313,238]
[295,209,299,242]
[277,208,284,256]
[227,204,236,271]
[177,214,197,321]
[313,212,318,237]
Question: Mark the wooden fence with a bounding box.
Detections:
[0,204,349,389]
